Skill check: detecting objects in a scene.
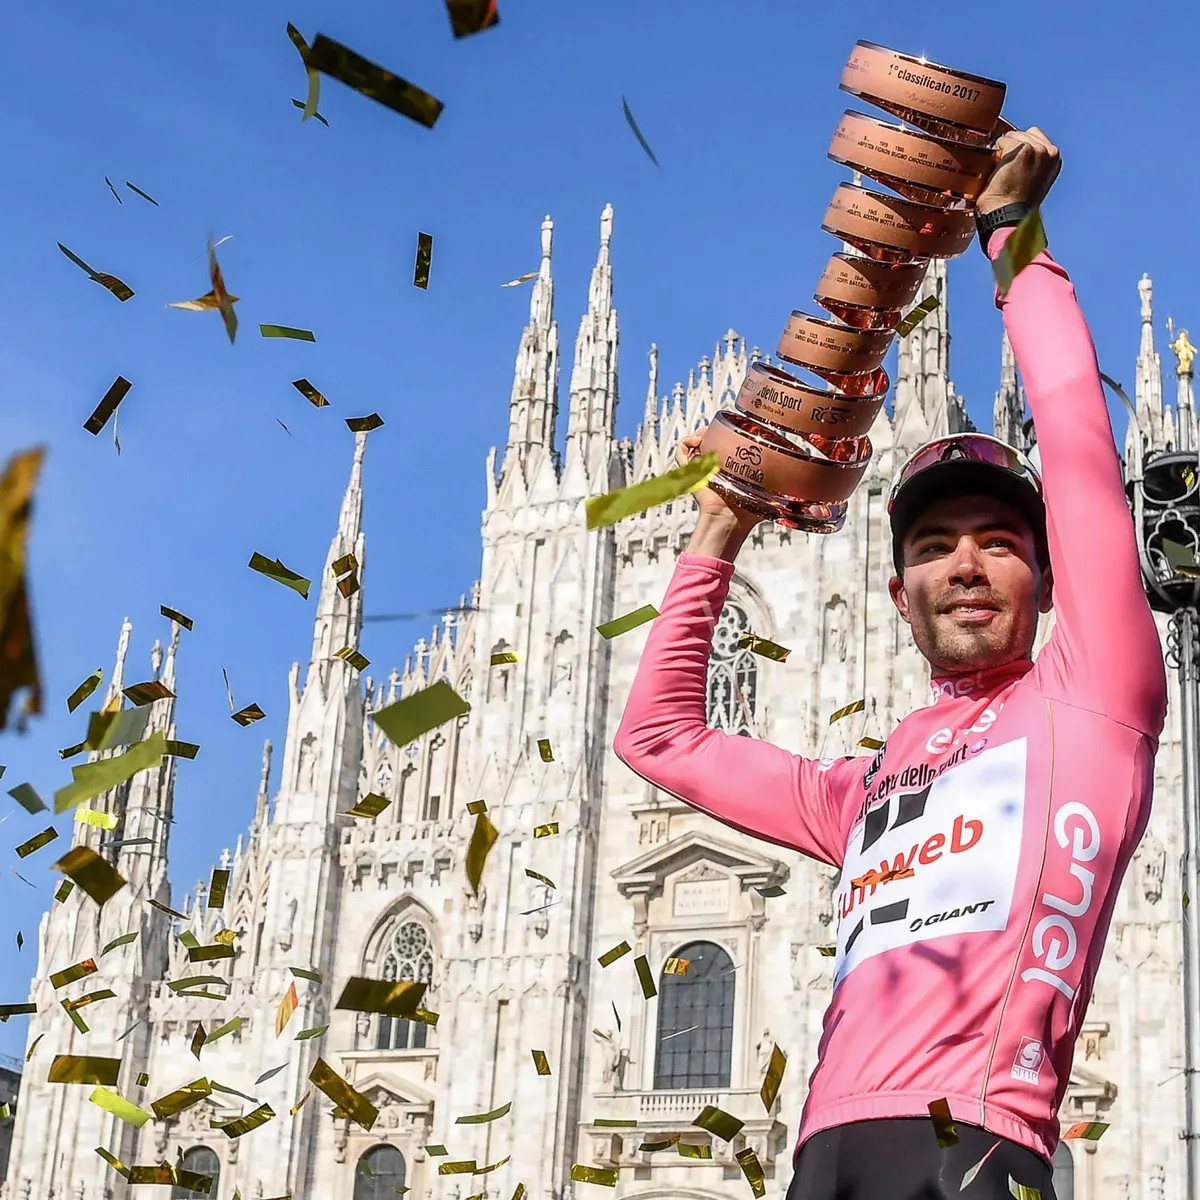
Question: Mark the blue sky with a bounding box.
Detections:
[2,0,1199,1060]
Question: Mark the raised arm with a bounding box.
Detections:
[613,507,859,866]
[989,224,1167,737]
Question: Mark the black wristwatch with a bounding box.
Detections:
[976,203,1033,255]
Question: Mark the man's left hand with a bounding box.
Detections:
[977,126,1062,215]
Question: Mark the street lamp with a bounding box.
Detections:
[1125,340,1200,1195]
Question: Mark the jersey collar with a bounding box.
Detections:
[928,657,1033,704]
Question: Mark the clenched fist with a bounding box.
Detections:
[977,126,1061,215]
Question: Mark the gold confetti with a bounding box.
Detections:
[491,650,520,665]
[49,1055,119,1085]
[150,1077,212,1119]
[289,965,323,983]
[50,957,97,988]
[90,1086,152,1127]
[16,826,58,858]
[85,705,149,751]
[15,931,22,951]
[54,880,74,902]
[207,867,230,909]
[229,702,265,728]
[63,989,116,1011]
[249,552,311,598]
[525,868,555,889]
[501,272,537,287]
[95,1146,130,1177]
[135,1071,149,1086]
[309,1057,378,1131]
[9,783,46,814]
[755,884,786,898]
[639,1135,680,1152]
[439,1162,478,1175]
[295,1025,328,1040]
[205,1016,242,1044]
[0,1003,36,1019]
[663,956,689,975]
[105,177,122,204]
[217,1103,276,1138]
[412,1008,439,1027]
[929,1098,958,1148]
[828,698,866,724]
[737,633,791,662]
[635,954,656,998]
[276,982,299,1037]
[816,944,836,957]
[594,1118,638,1128]
[125,181,158,206]
[304,34,444,128]
[960,1140,1003,1190]
[335,976,425,1017]
[373,679,470,748]
[345,413,384,432]
[694,1104,744,1142]
[736,1147,767,1198]
[335,646,370,671]
[61,1000,88,1033]
[290,98,329,125]
[290,1087,313,1115]
[476,1155,511,1175]
[189,942,234,962]
[254,1064,287,1086]
[66,669,103,712]
[678,1141,712,1159]
[858,736,885,751]
[122,680,174,706]
[414,232,433,289]
[1063,1121,1108,1140]
[57,243,134,301]
[445,0,499,37]
[621,96,660,167]
[533,822,558,838]
[24,1033,43,1063]
[188,1023,207,1059]
[466,810,499,894]
[467,800,487,814]
[531,1049,551,1075]
[456,1100,512,1124]
[150,899,189,920]
[586,453,718,529]
[570,1164,617,1187]
[345,792,390,819]
[896,295,941,337]
[260,324,316,341]
[76,807,119,830]
[54,846,126,904]
[0,449,45,732]
[1008,1180,1041,1200]
[761,1043,786,1111]
[425,1145,449,1156]
[598,941,631,967]
[292,379,329,408]
[54,730,168,813]
[537,738,554,762]
[992,208,1047,296]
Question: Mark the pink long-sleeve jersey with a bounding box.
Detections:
[613,228,1169,1165]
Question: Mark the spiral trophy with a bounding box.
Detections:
[698,41,1009,533]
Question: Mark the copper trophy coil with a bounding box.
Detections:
[839,40,1005,146]
[829,110,997,207]
[815,253,927,329]
[698,40,1006,532]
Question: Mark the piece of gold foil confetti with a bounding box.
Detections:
[663,956,690,975]
[276,981,299,1036]
[66,669,102,712]
[736,1147,767,1198]
[858,736,885,751]
[466,809,499,894]
[105,176,122,203]
[249,552,311,598]
[213,929,238,946]
[63,989,116,1011]
[57,244,134,301]
[50,957,97,988]
[598,941,631,967]
[525,868,555,889]
[292,379,328,408]
[290,1086,313,1115]
[217,1103,276,1138]
[207,867,230,909]
[1062,1121,1108,1140]
[634,955,656,998]
[411,1008,439,1027]
[83,377,131,439]
[596,604,660,641]
[15,931,22,951]
[501,272,537,287]
[304,34,444,128]
[229,702,265,728]
[260,324,316,341]
[49,1054,120,1085]
[25,1033,44,1061]
[586,453,717,529]
[291,98,329,125]
[0,1003,37,1020]
[570,1165,617,1187]
[345,792,390,819]
[490,650,520,665]
[61,1000,88,1033]
[537,738,554,762]
[95,1146,130,1178]
[476,1155,511,1175]
[123,680,174,706]
[151,1077,212,1119]
[135,1071,149,1086]
[150,899,189,920]
[190,1023,207,1059]
[126,181,158,206]
[295,1025,328,1040]
[639,1134,680,1152]
[309,1057,378,1130]
[16,826,58,858]
[159,605,193,629]
[992,208,1047,296]
[467,800,487,815]
[345,413,384,431]
[678,1141,712,1159]
[335,976,425,1017]
[531,1049,550,1075]
[694,1103,744,1142]
[1008,1180,1041,1200]
[335,647,370,671]
[9,783,46,813]
[373,679,470,748]
[761,1043,786,1110]
[425,1144,449,1156]
[0,449,44,732]
[737,633,791,662]
[76,807,119,830]
[896,295,941,338]
[91,1086,152,1127]
[445,0,499,37]
[439,1162,478,1175]
[289,965,322,982]
[54,846,126,904]
[55,730,167,813]
[85,705,149,751]
[828,698,866,724]
[54,879,74,902]
[456,1100,512,1125]
[929,1098,958,1148]
[621,96,660,167]
[533,822,558,838]
[414,232,433,289]
[205,1016,242,1045]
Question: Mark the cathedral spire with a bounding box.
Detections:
[255,739,272,825]
[501,216,560,477]
[103,617,133,708]
[992,329,1026,448]
[564,203,619,484]
[643,343,659,434]
[309,431,367,670]
[1134,274,1168,454]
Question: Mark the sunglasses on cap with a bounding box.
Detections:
[887,433,1043,514]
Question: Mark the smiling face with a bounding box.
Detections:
[887,491,1053,675]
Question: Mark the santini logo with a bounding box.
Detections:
[908,899,996,932]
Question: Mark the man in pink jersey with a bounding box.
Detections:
[614,127,1168,1198]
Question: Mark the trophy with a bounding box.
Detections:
[698,42,1009,533]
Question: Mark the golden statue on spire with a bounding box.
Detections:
[1171,327,1197,376]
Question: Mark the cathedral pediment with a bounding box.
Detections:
[611,829,788,900]
[353,1069,436,1109]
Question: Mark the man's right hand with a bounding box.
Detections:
[678,427,763,561]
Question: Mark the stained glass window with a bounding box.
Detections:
[376,920,434,1051]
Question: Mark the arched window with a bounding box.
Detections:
[170,1146,219,1199]
[653,940,735,1089]
[376,920,435,1051]
[1052,1141,1075,1200]
[353,1145,407,1200]
[707,604,757,735]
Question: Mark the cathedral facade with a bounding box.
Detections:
[3,206,1194,1200]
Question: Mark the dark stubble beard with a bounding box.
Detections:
[916,608,1014,674]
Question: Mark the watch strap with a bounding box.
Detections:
[976,203,1033,255]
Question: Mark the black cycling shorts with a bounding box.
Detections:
[785,1117,1058,1200]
